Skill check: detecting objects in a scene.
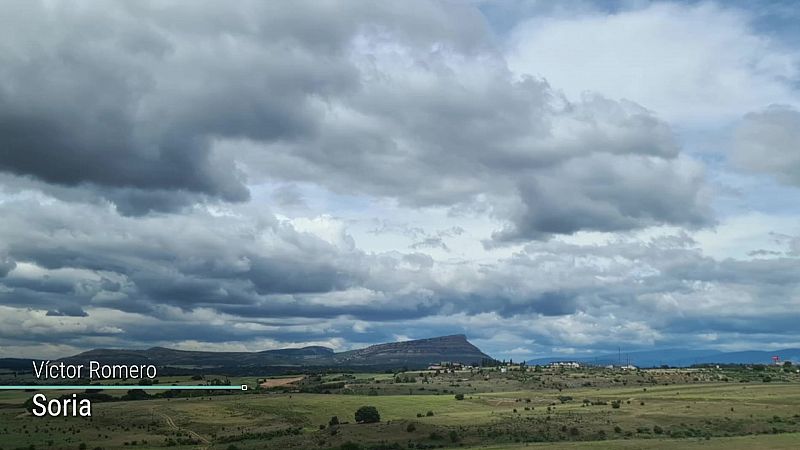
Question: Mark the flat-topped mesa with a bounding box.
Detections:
[52,334,491,370]
[353,334,480,355]
[334,334,490,366]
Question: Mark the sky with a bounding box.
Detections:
[0,0,799,360]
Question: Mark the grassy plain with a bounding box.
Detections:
[0,366,798,449]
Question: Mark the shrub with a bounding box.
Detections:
[654,425,664,434]
[449,430,460,442]
[426,410,434,417]
[329,416,339,426]
[406,423,416,432]
[454,393,464,400]
[354,406,380,423]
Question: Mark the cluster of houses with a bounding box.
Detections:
[426,362,472,371]
[425,360,640,372]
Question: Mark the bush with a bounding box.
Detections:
[426,411,434,416]
[611,400,621,409]
[654,425,664,434]
[454,393,464,400]
[329,416,339,426]
[406,423,416,432]
[449,430,460,442]
[354,406,380,423]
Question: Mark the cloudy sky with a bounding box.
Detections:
[1,0,799,360]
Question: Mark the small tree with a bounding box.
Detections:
[329,416,339,426]
[454,393,464,400]
[354,406,380,423]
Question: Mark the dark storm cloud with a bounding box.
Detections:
[0,0,711,236]
[0,196,621,337]
[491,156,708,240]
[242,74,711,240]
[0,0,487,214]
[0,199,366,312]
[0,195,798,355]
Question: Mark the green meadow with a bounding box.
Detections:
[1,367,799,449]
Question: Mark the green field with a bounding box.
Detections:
[1,367,799,449]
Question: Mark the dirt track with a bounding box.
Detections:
[156,409,210,449]
[259,376,305,388]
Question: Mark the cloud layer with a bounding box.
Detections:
[0,0,799,359]
[0,0,711,237]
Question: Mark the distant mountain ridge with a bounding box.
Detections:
[53,334,490,370]
[527,348,800,368]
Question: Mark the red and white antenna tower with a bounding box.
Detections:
[772,355,781,365]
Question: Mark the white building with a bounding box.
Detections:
[549,361,581,369]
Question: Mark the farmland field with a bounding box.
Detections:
[1,366,799,449]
